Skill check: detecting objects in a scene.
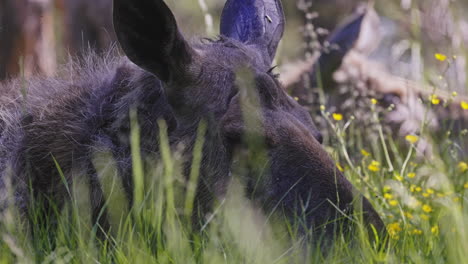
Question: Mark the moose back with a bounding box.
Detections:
[0,0,385,240]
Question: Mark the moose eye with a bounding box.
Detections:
[267,66,280,79]
[256,73,281,104]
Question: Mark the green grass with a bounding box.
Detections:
[0,100,467,263]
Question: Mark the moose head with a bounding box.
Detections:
[112,0,384,238]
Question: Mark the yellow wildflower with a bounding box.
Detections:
[368,160,380,172]
[427,188,435,194]
[336,162,344,172]
[332,113,343,121]
[453,197,460,202]
[431,226,439,235]
[436,193,446,198]
[405,212,414,219]
[422,204,433,213]
[394,174,404,182]
[458,162,468,172]
[405,135,419,144]
[421,214,430,220]
[412,229,423,235]
[435,53,447,61]
[320,105,326,111]
[361,149,370,157]
[423,192,430,198]
[430,94,440,105]
[383,185,391,192]
[416,187,422,192]
[384,193,393,200]
[389,200,399,206]
[464,182,468,189]
[452,91,458,97]
[371,98,378,105]
[410,184,416,192]
[408,172,416,178]
[461,101,468,110]
[387,222,402,238]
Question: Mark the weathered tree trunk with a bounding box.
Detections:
[0,0,57,80]
[0,0,115,80]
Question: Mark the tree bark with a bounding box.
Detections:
[0,0,57,80]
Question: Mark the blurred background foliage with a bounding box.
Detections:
[1,0,468,94]
[2,0,468,87]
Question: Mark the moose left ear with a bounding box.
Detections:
[220,0,285,65]
[113,0,197,83]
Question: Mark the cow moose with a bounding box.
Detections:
[0,0,386,243]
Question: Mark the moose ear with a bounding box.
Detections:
[113,0,197,82]
[310,11,367,88]
[220,0,285,65]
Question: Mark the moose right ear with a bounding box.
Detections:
[220,0,285,66]
[113,0,197,82]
